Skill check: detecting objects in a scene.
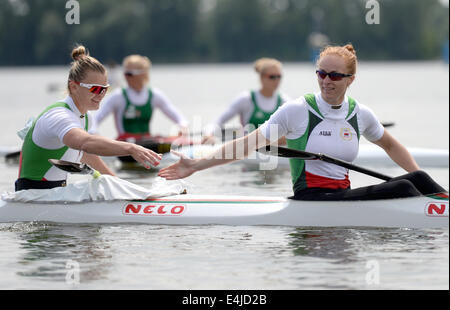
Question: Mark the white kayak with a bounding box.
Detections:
[0,193,448,228]
[169,144,449,169]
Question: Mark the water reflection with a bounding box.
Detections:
[286,227,445,262]
[238,168,291,189]
[9,223,113,284]
[287,228,360,263]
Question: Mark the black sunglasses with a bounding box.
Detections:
[124,69,147,77]
[266,74,282,80]
[316,70,352,81]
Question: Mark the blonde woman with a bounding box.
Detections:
[160,44,445,201]
[16,46,161,191]
[94,55,189,141]
[202,58,290,143]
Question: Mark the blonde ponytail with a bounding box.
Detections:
[253,58,282,75]
[68,44,106,83]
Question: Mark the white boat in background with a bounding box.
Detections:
[3,144,448,168]
[0,192,448,228]
[168,144,449,169]
[356,145,449,167]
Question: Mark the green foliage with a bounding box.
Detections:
[0,0,448,65]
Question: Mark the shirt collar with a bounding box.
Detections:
[63,96,85,118]
[256,90,277,99]
[316,92,349,119]
[127,87,147,96]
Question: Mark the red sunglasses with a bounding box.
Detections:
[72,80,110,95]
[316,70,352,81]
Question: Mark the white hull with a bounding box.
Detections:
[168,144,449,169]
[1,194,448,228]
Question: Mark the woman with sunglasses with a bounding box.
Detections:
[159,44,445,200]
[202,58,290,143]
[93,54,188,141]
[15,45,161,191]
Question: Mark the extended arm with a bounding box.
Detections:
[63,128,161,169]
[158,129,271,179]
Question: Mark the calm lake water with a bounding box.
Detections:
[0,62,448,290]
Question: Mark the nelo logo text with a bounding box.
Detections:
[123,203,186,216]
[425,202,448,217]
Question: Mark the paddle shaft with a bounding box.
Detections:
[311,152,392,181]
[1,123,394,159]
[260,146,393,181]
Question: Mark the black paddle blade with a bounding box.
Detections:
[257,145,319,160]
[5,151,21,160]
[48,159,89,174]
[381,122,395,128]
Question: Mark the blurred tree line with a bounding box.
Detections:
[0,0,448,66]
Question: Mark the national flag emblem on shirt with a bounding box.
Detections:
[255,111,264,119]
[125,106,137,119]
[340,128,353,141]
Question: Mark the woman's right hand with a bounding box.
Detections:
[158,150,197,180]
[201,135,216,145]
[130,144,162,169]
